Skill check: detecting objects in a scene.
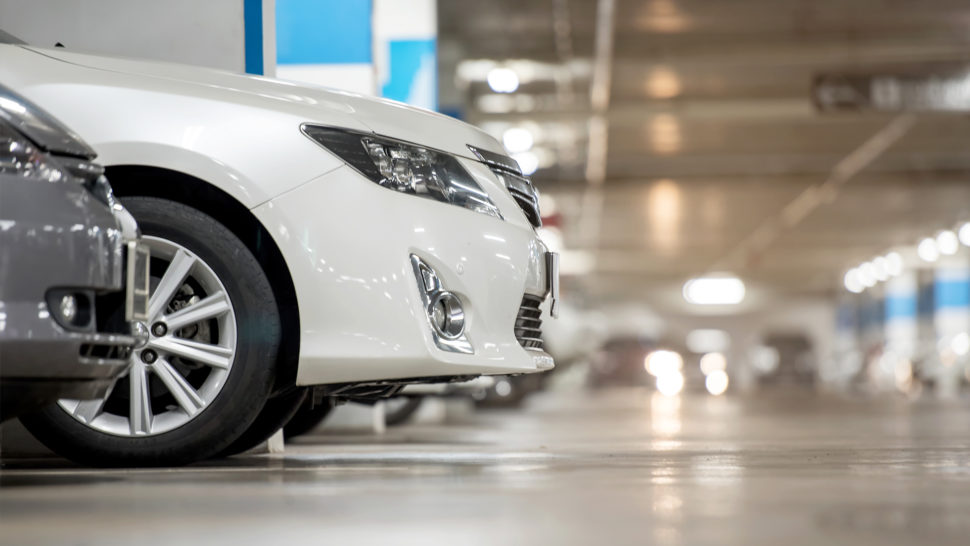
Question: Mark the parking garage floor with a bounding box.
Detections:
[2,389,970,545]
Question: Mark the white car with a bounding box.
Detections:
[1,32,557,466]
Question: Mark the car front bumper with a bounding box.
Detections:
[0,175,135,415]
[254,161,557,385]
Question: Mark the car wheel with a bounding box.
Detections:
[216,388,308,457]
[21,197,280,467]
[384,396,424,426]
[283,397,334,439]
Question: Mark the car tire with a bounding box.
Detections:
[216,388,308,457]
[283,397,334,439]
[21,196,280,467]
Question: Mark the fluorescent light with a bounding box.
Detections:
[844,268,864,293]
[682,276,745,305]
[487,67,519,93]
[859,262,877,287]
[959,223,970,246]
[872,256,890,281]
[937,230,959,255]
[885,252,904,277]
[502,127,534,153]
[917,237,940,262]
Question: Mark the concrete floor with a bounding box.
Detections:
[2,388,970,545]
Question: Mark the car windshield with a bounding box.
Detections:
[0,29,26,44]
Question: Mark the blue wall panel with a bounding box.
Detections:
[277,0,372,65]
[381,39,436,109]
[935,278,970,309]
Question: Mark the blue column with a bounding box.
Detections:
[243,0,265,74]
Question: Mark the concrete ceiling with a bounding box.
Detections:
[439,0,970,315]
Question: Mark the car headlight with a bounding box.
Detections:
[302,125,503,220]
[0,121,66,182]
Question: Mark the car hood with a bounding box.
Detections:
[26,46,506,161]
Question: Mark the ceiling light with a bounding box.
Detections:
[685,329,730,354]
[844,268,864,293]
[645,66,681,99]
[502,127,534,153]
[952,332,970,357]
[645,350,684,377]
[705,370,729,396]
[937,230,959,255]
[959,223,970,246]
[917,237,940,262]
[511,151,539,175]
[699,352,727,375]
[858,263,877,287]
[885,252,904,277]
[682,276,745,305]
[656,370,684,397]
[872,256,890,281]
[486,67,519,93]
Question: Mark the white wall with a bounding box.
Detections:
[0,0,251,72]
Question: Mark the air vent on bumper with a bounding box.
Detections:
[515,295,545,351]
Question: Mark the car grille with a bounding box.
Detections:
[498,171,542,227]
[467,145,542,228]
[515,295,545,351]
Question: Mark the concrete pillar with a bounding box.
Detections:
[882,271,918,392]
[933,262,970,398]
[828,299,860,391]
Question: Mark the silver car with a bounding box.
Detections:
[0,84,148,421]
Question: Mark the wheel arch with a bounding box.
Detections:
[105,165,300,393]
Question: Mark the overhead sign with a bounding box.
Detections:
[813,70,970,112]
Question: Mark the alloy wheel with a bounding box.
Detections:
[58,235,237,436]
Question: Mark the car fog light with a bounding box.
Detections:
[410,254,473,354]
[46,290,92,330]
[429,291,465,340]
[59,294,78,323]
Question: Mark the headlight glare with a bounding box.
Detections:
[303,125,503,220]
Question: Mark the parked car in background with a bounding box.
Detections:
[0,31,557,466]
[0,84,146,421]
